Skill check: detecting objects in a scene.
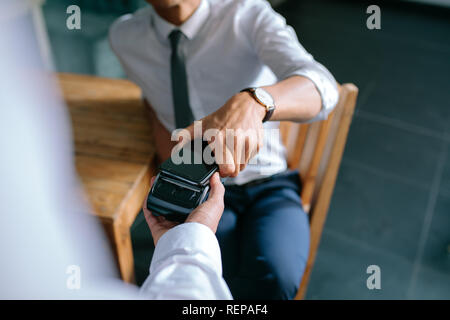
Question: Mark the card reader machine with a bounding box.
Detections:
[146,140,218,222]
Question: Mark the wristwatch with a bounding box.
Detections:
[241,87,275,122]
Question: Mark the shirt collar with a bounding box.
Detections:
[152,0,210,41]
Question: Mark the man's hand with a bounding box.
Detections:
[143,172,225,245]
[184,92,266,177]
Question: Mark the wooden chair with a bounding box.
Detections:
[279,83,358,300]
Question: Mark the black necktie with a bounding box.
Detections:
[169,29,194,129]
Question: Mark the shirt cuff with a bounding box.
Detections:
[289,69,339,122]
[150,222,223,275]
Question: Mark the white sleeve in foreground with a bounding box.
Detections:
[139,222,233,300]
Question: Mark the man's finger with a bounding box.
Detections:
[232,135,243,177]
[215,134,235,176]
[207,172,225,202]
[186,172,225,233]
[180,120,203,146]
[219,150,235,176]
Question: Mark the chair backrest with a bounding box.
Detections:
[279,83,358,299]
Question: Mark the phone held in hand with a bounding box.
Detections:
[146,140,218,222]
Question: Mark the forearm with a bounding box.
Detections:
[262,75,323,122]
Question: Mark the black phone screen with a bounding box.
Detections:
[160,140,218,184]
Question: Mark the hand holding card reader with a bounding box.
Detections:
[146,140,218,222]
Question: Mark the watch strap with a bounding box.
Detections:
[240,87,275,122]
[263,105,275,123]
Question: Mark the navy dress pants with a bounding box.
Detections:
[218,170,310,300]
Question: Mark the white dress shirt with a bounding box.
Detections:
[140,223,233,299]
[109,0,339,185]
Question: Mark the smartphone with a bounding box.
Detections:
[146,140,218,222]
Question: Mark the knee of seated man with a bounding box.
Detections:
[231,252,308,299]
[264,262,303,300]
[260,241,309,300]
[232,267,300,300]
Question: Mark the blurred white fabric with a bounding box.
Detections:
[141,223,232,299]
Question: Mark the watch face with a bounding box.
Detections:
[254,88,274,107]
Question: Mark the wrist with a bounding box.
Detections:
[239,91,266,122]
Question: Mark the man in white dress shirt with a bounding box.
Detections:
[110,0,339,299]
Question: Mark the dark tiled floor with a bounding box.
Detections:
[43,0,450,299]
[325,162,429,262]
[441,148,450,194]
[362,39,450,134]
[344,116,442,186]
[409,263,450,299]
[306,229,414,299]
[420,193,450,274]
[276,0,450,299]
